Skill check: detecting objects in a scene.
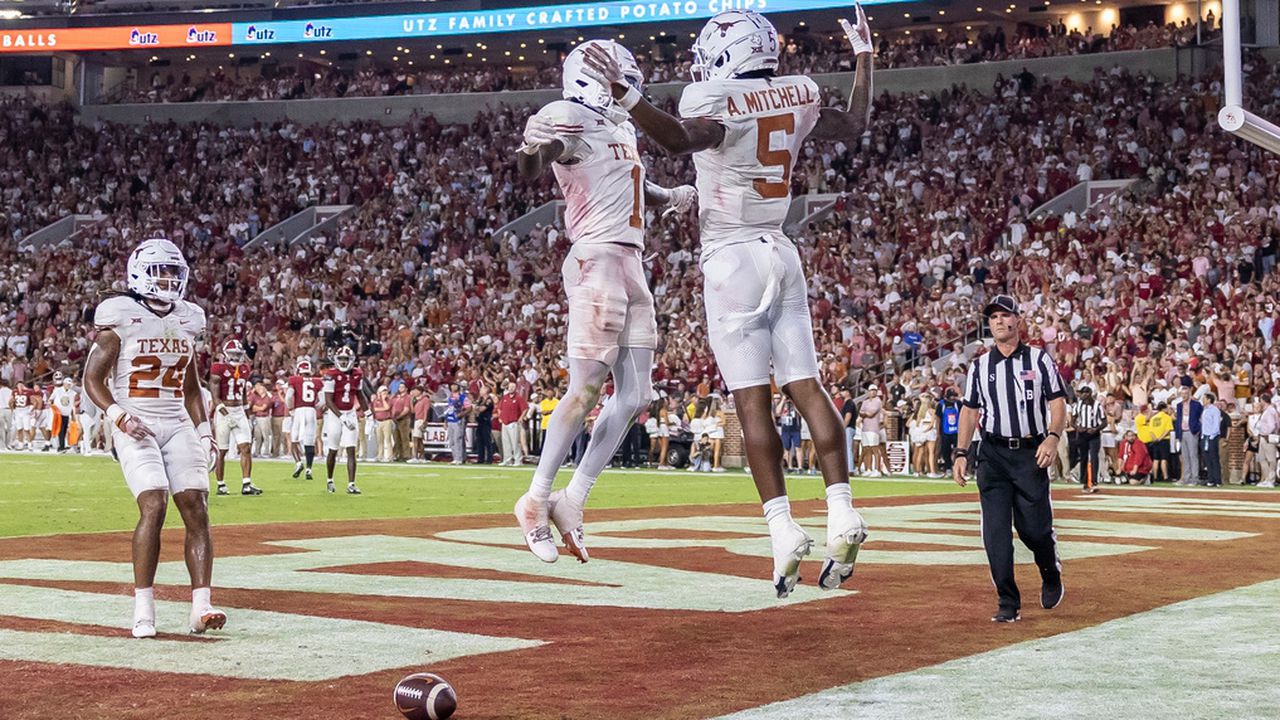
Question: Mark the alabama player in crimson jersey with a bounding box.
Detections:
[512,39,695,564]
[209,338,263,496]
[287,357,324,481]
[322,346,370,494]
[11,381,36,450]
[82,238,226,638]
[584,7,873,597]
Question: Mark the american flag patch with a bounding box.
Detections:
[1020,370,1036,380]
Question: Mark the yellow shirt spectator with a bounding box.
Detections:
[1148,410,1173,441]
[539,397,558,431]
[1136,413,1154,444]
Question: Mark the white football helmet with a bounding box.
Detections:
[127,238,189,304]
[562,39,643,123]
[296,357,313,375]
[691,10,779,82]
[333,346,356,372]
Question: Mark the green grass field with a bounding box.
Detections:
[0,454,971,537]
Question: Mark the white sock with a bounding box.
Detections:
[241,477,252,486]
[528,473,556,502]
[348,481,356,487]
[134,587,155,613]
[825,482,853,514]
[192,586,211,610]
[565,470,595,509]
[762,495,793,536]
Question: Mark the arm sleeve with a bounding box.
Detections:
[963,362,982,409]
[535,102,589,162]
[678,83,726,121]
[1039,352,1067,400]
[92,299,122,330]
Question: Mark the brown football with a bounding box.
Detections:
[394,672,457,720]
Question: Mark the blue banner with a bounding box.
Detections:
[232,0,897,45]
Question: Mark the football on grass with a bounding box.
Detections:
[394,672,457,720]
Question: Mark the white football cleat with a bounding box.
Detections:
[771,521,814,599]
[514,493,558,563]
[132,617,156,639]
[189,606,227,634]
[819,510,868,590]
[547,489,588,563]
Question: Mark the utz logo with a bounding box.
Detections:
[186,26,218,44]
[303,22,332,39]
[128,28,159,46]
[245,25,275,41]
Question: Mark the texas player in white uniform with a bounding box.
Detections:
[512,40,695,564]
[82,238,226,638]
[584,7,875,597]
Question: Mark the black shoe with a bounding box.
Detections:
[292,464,303,479]
[1041,574,1064,609]
[992,607,1021,623]
[305,470,313,481]
[347,484,361,495]
[241,484,263,496]
[216,485,230,496]
[326,480,336,494]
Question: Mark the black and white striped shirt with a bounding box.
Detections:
[963,343,1066,437]
[1070,398,1106,433]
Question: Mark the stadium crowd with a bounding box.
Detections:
[107,18,1199,103]
[1,39,1278,486]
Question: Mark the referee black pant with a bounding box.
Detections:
[976,440,1062,612]
[1069,431,1101,487]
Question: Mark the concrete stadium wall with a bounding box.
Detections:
[80,46,1218,128]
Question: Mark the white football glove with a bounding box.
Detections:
[662,185,697,217]
[341,411,358,432]
[839,3,874,56]
[521,115,558,154]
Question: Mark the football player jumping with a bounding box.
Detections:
[514,39,695,564]
[583,7,875,596]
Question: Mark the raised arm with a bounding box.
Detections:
[580,45,724,156]
[810,4,874,142]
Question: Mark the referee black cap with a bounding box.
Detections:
[983,294,1020,317]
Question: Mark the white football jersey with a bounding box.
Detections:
[93,295,206,420]
[533,99,645,248]
[678,75,822,249]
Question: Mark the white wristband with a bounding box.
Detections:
[196,421,212,438]
[618,85,643,111]
[106,403,126,428]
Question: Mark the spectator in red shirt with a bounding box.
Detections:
[498,380,529,466]
[391,385,413,462]
[410,387,432,462]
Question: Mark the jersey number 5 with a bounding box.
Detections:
[754,114,795,200]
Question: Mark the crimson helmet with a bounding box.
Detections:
[222,338,246,364]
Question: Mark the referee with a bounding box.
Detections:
[1069,384,1106,493]
[952,295,1067,623]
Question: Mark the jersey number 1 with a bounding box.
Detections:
[754,114,795,200]
[629,165,643,229]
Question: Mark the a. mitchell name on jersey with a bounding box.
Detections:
[726,83,817,117]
